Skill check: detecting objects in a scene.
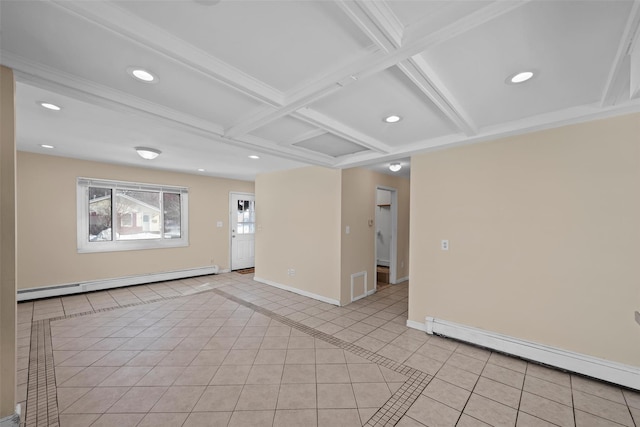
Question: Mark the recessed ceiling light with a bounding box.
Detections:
[39,102,61,111]
[248,155,260,159]
[389,162,402,172]
[197,168,205,172]
[384,115,401,123]
[128,67,157,83]
[508,71,534,84]
[40,144,55,149]
[135,147,161,160]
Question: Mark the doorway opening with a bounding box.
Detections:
[375,187,398,288]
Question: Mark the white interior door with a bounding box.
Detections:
[231,193,255,270]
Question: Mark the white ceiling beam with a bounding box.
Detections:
[601,0,640,106]
[292,108,391,154]
[51,0,284,106]
[6,54,341,168]
[224,84,344,138]
[335,1,404,52]
[337,0,477,136]
[398,57,477,136]
[227,0,530,139]
[6,53,226,136]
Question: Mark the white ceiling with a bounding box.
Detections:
[1,0,639,181]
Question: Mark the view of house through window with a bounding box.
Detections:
[79,178,188,252]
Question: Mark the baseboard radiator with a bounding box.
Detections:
[17,266,223,301]
[409,317,640,391]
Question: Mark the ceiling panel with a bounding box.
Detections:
[310,66,459,146]
[421,0,634,128]
[114,0,375,92]
[294,133,369,158]
[250,116,320,144]
[1,0,266,128]
[388,1,492,34]
[15,82,304,181]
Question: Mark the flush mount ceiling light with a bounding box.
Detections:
[39,102,61,111]
[127,67,158,83]
[507,71,534,84]
[197,168,205,172]
[135,147,161,160]
[248,155,260,159]
[389,162,402,172]
[384,115,402,123]
[40,144,55,149]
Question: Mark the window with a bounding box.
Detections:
[77,178,188,252]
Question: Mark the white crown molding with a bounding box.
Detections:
[398,57,477,136]
[601,0,640,106]
[425,317,640,391]
[292,108,391,154]
[50,0,283,106]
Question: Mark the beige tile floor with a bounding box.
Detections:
[17,273,640,427]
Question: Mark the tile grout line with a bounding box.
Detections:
[211,288,435,426]
[23,286,219,427]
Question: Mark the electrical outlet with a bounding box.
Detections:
[287,268,296,277]
[441,240,449,251]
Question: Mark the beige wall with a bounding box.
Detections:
[409,113,640,366]
[340,168,410,305]
[17,152,253,290]
[255,166,342,302]
[1,66,17,416]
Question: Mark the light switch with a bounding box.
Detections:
[346,226,350,234]
[441,240,449,251]
[216,221,223,228]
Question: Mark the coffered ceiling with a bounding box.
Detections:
[1,0,639,181]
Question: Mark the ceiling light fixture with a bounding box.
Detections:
[197,168,205,172]
[128,67,157,83]
[389,162,402,172]
[40,144,55,149]
[39,102,61,111]
[248,155,260,159]
[135,147,161,160]
[384,115,402,123]
[508,71,534,84]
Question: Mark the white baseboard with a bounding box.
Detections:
[426,317,640,391]
[253,276,340,306]
[17,266,220,301]
[406,319,428,332]
[393,276,409,284]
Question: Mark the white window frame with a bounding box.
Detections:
[77,177,189,253]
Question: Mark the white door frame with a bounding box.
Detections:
[374,186,398,285]
[229,191,255,270]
